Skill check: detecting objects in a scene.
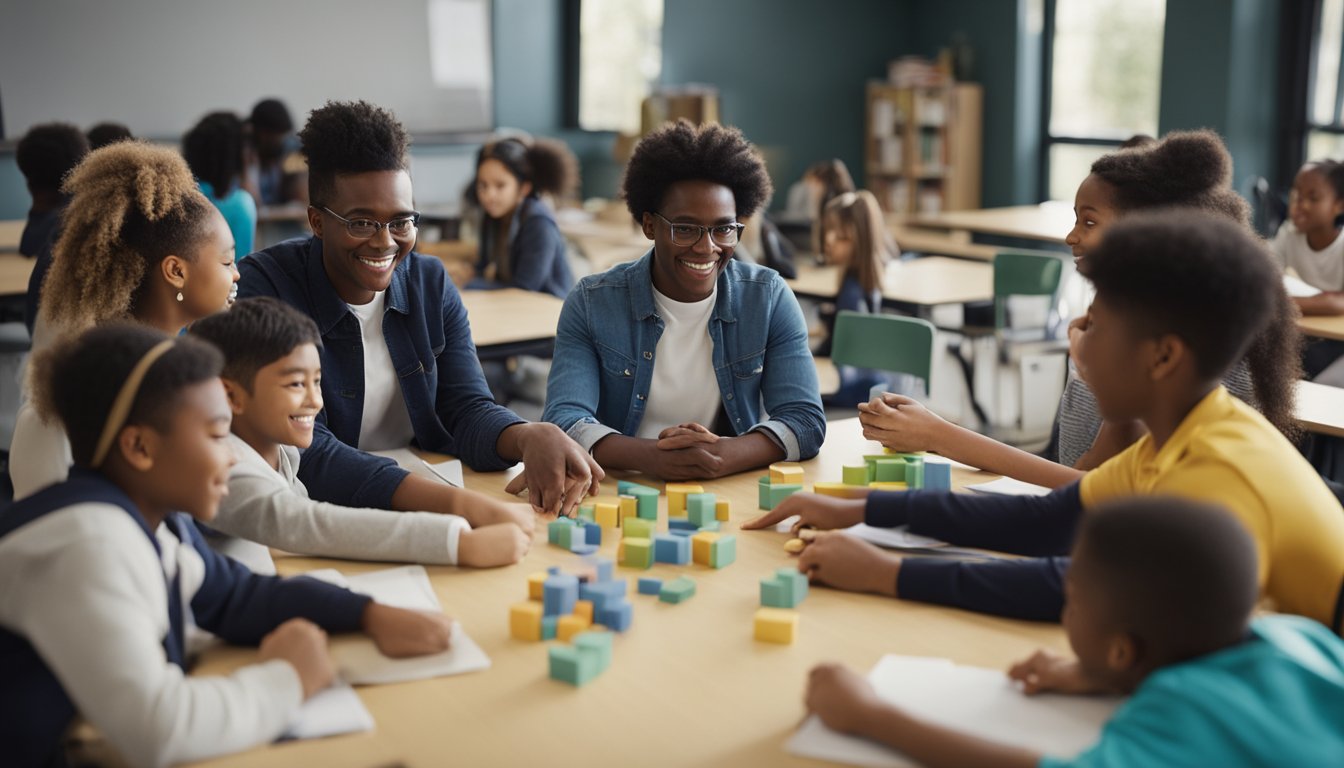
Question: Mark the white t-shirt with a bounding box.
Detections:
[636,287,722,439]
[1272,221,1344,291]
[347,292,414,451]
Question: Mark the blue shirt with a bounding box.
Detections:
[542,252,825,461]
[238,237,524,508]
[199,180,257,258]
[474,195,574,299]
[1041,616,1344,768]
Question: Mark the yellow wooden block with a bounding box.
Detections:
[619,495,638,525]
[574,599,594,623]
[868,481,908,490]
[715,499,731,521]
[769,462,805,484]
[812,482,871,499]
[595,501,620,529]
[527,571,549,601]
[557,613,592,642]
[754,607,798,644]
[691,531,720,565]
[666,483,704,517]
[509,602,543,642]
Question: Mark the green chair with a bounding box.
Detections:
[831,310,937,392]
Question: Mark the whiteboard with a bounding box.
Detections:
[0,0,493,139]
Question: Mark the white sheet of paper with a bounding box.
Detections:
[775,514,801,533]
[1284,273,1323,298]
[966,477,1053,497]
[368,448,464,488]
[280,681,374,742]
[786,655,1121,767]
[303,565,492,685]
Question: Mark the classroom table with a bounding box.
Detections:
[461,287,564,359]
[1298,314,1344,342]
[789,256,993,307]
[186,418,1066,768]
[902,204,1073,246]
[0,218,24,254]
[0,252,35,297]
[1296,379,1344,438]
[887,221,999,261]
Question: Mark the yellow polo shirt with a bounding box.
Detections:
[1081,386,1344,631]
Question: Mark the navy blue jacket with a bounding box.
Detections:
[238,237,524,508]
[475,195,574,299]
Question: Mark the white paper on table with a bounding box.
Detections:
[1284,274,1323,298]
[279,681,374,742]
[303,565,492,685]
[966,477,1052,497]
[786,655,1122,767]
[368,448,464,488]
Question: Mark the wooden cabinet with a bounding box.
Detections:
[865,82,982,214]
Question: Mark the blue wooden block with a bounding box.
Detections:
[596,599,633,632]
[585,556,614,583]
[668,518,699,532]
[924,461,951,490]
[570,543,599,556]
[653,533,691,564]
[543,574,579,617]
[637,577,664,595]
[547,565,561,575]
[668,528,694,537]
[579,580,627,613]
[697,520,721,532]
[582,521,602,546]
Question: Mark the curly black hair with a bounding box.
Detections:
[183,111,245,195]
[250,98,294,134]
[1301,159,1344,200]
[621,120,773,223]
[16,122,89,193]
[86,122,133,150]
[299,100,411,207]
[188,297,321,393]
[1087,210,1300,442]
[31,322,223,466]
[476,137,579,198]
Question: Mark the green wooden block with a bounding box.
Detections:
[573,630,614,672]
[658,576,697,604]
[874,459,906,482]
[549,644,600,686]
[760,577,790,608]
[620,537,654,569]
[623,517,655,540]
[777,567,809,604]
[687,493,717,527]
[758,475,772,510]
[765,483,802,510]
[576,504,596,522]
[697,520,721,532]
[710,535,737,568]
[548,517,576,548]
[842,464,869,486]
[619,481,662,520]
[903,457,924,489]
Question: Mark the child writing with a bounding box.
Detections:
[471,137,578,298]
[0,324,453,768]
[803,496,1344,767]
[814,190,892,405]
[11,141,240,500]
[857,130,1300,486]
[188,298,532,573]
[746,211,1344,632]
[183,111,258,258]
[1273,160,1344,380]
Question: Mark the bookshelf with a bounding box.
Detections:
[865,82,983,214]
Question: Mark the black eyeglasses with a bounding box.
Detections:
[652,212,745,247]
[319,207,421,239]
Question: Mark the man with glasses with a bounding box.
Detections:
[239,100,602,522]
[542,120,825,480]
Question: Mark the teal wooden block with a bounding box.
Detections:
[574,630,614,672]
[548,517,576,548]
[541,615,558,640]
[903,456,924,489]
[549,644,599,686]
[618,482,661,520]
[710,535,737,568]
[659,576,697,604]
[758,475,772,509]
[686,493,717,527]
[577,504,596,522]
[874,459,905,482]
[765,483,802,510]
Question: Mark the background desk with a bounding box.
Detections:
[789,257,993,307]
[461,288,564,359]
[0,253,35,297]
[0,219,23,254]
[1298,314,1344,342]
[903,204,1072,246]
[188,419,1064,768]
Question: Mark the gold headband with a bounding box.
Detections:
[90,339,176,468]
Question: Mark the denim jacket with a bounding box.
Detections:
[238,237,524,508]
[474,195,574,299]
[542,252,825,460]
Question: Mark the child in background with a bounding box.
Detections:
[184,111,258,258]
[471,137,578,299]
[188,298,532,573]
[807,159,856,261]
[0,324,452,767]
[243,97,307,205]
[11,141,240,500]
[815,190,892,405]
[1273,160,1344,381]
[86,121,133,150]
[747,211,1344,632]
[803,496,1344,767]
[15,122,89,334]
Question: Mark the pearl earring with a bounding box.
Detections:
[176,291,184,302]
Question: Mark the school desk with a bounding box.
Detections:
[0,219,23,254]
[903,204,1073,246]
[789,256,994,307]
[887,221,999,261]
[186,418,1067,768]
[1298,314,1344,342]
[461,287,564,359]
[0,252,35,297]
[1296,379,1344,439]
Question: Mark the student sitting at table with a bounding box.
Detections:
[11,141,240,500]
[0,324,454,768]
[803,496,1344,767]
[469,136,577,299]
[1273,159,1344,382]
[15,122,89,334]
[243,98,307,206]
[183,111,258,258]
[237,100,601,518]
[542,120,826,480]
[188,298,532,573]
[746,212,1344,633]
[857,130,1301,487]
[86,121,133,150]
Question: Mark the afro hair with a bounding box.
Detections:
[299,100,411,207]
[621,120,773,223]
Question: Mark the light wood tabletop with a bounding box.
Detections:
[790,256,993,306]
[186,418,1065,768]
[1296,379,1344,438]
[0,218,24,253]
[1298,314,1344,342]
[0,252,35,297]
[461,287,564,352]
[903,204,1073,245]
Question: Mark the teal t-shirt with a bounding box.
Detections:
[199,180,257,259]
[1041,616,1344,768]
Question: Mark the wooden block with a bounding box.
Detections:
[658,575,697,604]
[549,644,599,686]
[874,459,905,482]
[618,537,654,569]
[842,464,870,486]
[618,482,661,520]
[623,517,656,540]
[691,531,721,566]
[868,481,908,490]
[769,462,805,485]
[715,499,731,521]
[710,534,737,568]
[595,501,620,530]
[557,613,592,643]
[619,495,638,525]
[687,492,717,527]
[754,607,799,644]
[509,601,543,642]
[574,599,594,623]
[527,571,549,601]
[665,483,704,517]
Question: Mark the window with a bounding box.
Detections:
[568,0,663,134]
[1306,0,1344,160]
[1040,0,1166,200]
